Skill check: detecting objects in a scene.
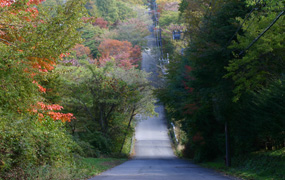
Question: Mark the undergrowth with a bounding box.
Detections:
[200,148,285,180]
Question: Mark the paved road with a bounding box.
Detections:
[89,31,235,180]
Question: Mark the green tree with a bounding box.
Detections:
[81,23,105,58]
[225,0,285,101]
[95,0,119,23]
[159,11,180,28]
[158,0,250,164]
[0,0,87,177]
[58,61,155,154]
[115,18,150,47]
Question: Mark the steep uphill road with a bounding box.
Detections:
[89,30,235,180]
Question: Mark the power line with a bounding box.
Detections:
[225,0,261,47]
[239,10,284,56]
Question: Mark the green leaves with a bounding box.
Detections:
[57,62,155,153]
[225,0,285,101]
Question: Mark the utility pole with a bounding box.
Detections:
[225,121,231,167]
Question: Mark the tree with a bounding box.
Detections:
[116,0,137,21]
[98,39,142,69]
[95,0,119,23]
[114,18,150,47]
[85,0,101,17]
[92,17,108,29]
[81,23,105,58]
[72,44,91,59]
[225,0,285,101]
[0,0,87,176]
[0,0,86,120]
[58,62,155,153]
[158,0,250,165]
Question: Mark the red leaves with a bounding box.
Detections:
[0,0,14,7]
[72,44,90,58]
[130,45,142,65]
[30,102,75,122]
[29,58,56,71]
[48,112,74,122]
[92,17,108,29]
[60,52,70,59]
[0,0,45,7]
[37,102,62,111]
[185,65,193,72]
[33,80,47,93]
[99,39,132,57]
[98,39,142,69]
[26,0,45,5]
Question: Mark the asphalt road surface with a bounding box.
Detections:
[89,30,235,180]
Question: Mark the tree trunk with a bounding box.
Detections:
[120,107,136,153]
[225,121,231,167]
[100,107,105,131]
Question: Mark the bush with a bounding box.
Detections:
[0,115,77,179]
[75,140,100,158]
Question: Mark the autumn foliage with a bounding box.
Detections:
[93,17,108,29]
[97,39,142,69]
[0,0,44,7]
[0,0,79,122]
[72,44,91,58]
[30,102,75,122]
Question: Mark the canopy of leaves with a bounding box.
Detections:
[98,39,142,69]
[114,18,150,47]
[57,61,155,153]
[0,0,88,177]
[157,0,285,162]
[225,0,285,101]
[95,0,136,23]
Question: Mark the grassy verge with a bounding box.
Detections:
[73,157,127,179]
[199,148,285,180]
[5,157,128,180]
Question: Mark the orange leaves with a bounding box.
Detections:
[60,52,71,59]
[72,44,91,58]
[48,112,74,122]
[30,102,75,122]
[29,58,56,71]
[32,80,46,93]
[130,45,142,64]
[99,39,132,57]
[37,102,63,111]
[98,39,142,69]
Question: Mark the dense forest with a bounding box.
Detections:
[0,0,284,179]
[0,0,156,179]
[155,0,284,171]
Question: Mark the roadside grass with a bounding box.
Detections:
[20,157,128,180]
[200,148,285,180]
[74,157,127,179]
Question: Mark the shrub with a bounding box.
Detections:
[0,115,77,179]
